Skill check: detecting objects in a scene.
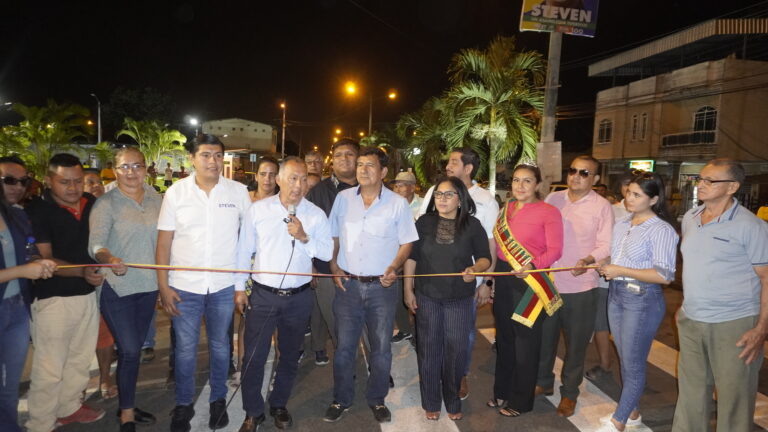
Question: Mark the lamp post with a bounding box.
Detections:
[280,102,286,159]
[344,82,396,136]
[89,93,102,144]
[188,117,199,136]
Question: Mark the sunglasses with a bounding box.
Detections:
[1,176,32,187]
[567,168,592,178]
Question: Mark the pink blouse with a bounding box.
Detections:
[496,200,563,270]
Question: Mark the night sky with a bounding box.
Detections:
[1,0,764,153]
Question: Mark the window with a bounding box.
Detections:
[631,114,638,140]
[693,106,717,132]
[598,119,613,144]
[641,113,648,140]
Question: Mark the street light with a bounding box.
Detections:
[89,93,102,144]
[188,117,199,135]
[359,131,365,137]
[335,128,342,135]
[343,82,397,136]
[279,102,287,159]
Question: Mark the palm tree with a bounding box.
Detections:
[396,97,452,187]
[443,36,545,196]
[7,100,93,177]
[116,118,187,167]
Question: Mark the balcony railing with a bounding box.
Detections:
[661,130,716,147]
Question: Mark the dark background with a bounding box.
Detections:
[1,0,764,153]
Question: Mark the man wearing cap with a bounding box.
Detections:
[393,171,423,221]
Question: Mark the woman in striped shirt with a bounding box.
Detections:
[597,172,679,432]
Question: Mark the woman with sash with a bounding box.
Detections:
[596,172,678,432]
[489,164,563,417]
[404,176,491,421]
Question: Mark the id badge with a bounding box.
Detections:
[627,282,641,294]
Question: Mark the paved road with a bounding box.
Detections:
[17,286,768,431]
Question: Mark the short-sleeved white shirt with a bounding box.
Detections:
[330,185,419,276]
[157,175,251,294]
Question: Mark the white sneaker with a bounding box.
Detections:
[596,422,621,432]
[599,413,642,428]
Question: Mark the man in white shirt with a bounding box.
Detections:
[417,147,498,399]
[323,147,418,424]
[156,135,251,432]
[234,157,332,431]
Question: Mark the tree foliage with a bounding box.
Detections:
[104,87,176,131]
[0,100,93,177]
[116,118,187,167]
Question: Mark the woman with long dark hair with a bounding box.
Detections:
[0,181,57,432]
[248,157,279,202]
[488,164,563,417]
[404,176,491,421]
[597,172,679,432]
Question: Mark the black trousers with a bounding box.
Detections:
[415,293,474,414]
[241,284,312,416]
[492,260,545,412]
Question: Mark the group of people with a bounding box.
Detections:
[0,134,765,432]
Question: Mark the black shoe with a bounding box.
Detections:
[391,332,412,343]
[269,407,293,429]
[370,404,391,423]
[140,347,155,363]
[115,408,156,425]
[119,421,136,432]
[209,399,229,429]
[323,402,350,422]
[315,351,330,366]
[169,405,194,432]
[389,375,394,388]
[238,414,265,432]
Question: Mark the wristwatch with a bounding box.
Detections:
[485,279,493,287]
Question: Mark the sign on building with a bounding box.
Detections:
[629,159,655,172]
[520,0,599,37]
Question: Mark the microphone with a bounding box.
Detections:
[283,204,297,223]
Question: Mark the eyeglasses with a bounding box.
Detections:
[434,191,458,200]
[1,176,32,187]
[116,163,146,172]
[694,177,736,187]
[567,168,592,178]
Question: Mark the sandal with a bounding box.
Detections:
[425,411,440,421]
[448,412,463,421]
[486,398,505,408]
[100,383,118,399]
[499,404,522,417]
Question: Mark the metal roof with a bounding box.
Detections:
[589,19,768,77]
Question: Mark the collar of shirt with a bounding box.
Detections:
[355,184,383,199]
[692,197,739,225]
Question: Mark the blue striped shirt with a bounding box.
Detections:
[611,215,679,282]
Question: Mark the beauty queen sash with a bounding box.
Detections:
[493,201,563,327]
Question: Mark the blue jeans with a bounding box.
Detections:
[142,311,156,349]
[172,286,234,405]
[0,295,28,432]
[241,284,313,416]
[608,279,665,424]
[333,278,396,407]
[100,282,156,410]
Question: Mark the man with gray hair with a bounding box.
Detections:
[673,158,768,432]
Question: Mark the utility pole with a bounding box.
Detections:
[280,102,287,159]
[368,94,373,136]
[90,93,102,144]
[538,32,563,194]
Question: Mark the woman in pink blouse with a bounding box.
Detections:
[488,164,563,417]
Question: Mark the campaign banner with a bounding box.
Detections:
[520,0,599,38]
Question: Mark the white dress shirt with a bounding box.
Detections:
[157,175,251,294]
[235,194,332,291]
[330,185,419,276]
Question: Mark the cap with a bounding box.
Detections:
[394,171,417,184]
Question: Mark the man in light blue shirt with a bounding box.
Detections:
[234,157,332,431]
[673,158,768,432]
[323,147,418,424]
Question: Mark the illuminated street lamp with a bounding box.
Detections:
[359,131,365,137]
[188,117,199,135]
[335,128,342,135]
[343,81,397,136]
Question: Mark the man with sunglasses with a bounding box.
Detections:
[536,155,613,418]
[0,156,32,208]
[673,159,768,432]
